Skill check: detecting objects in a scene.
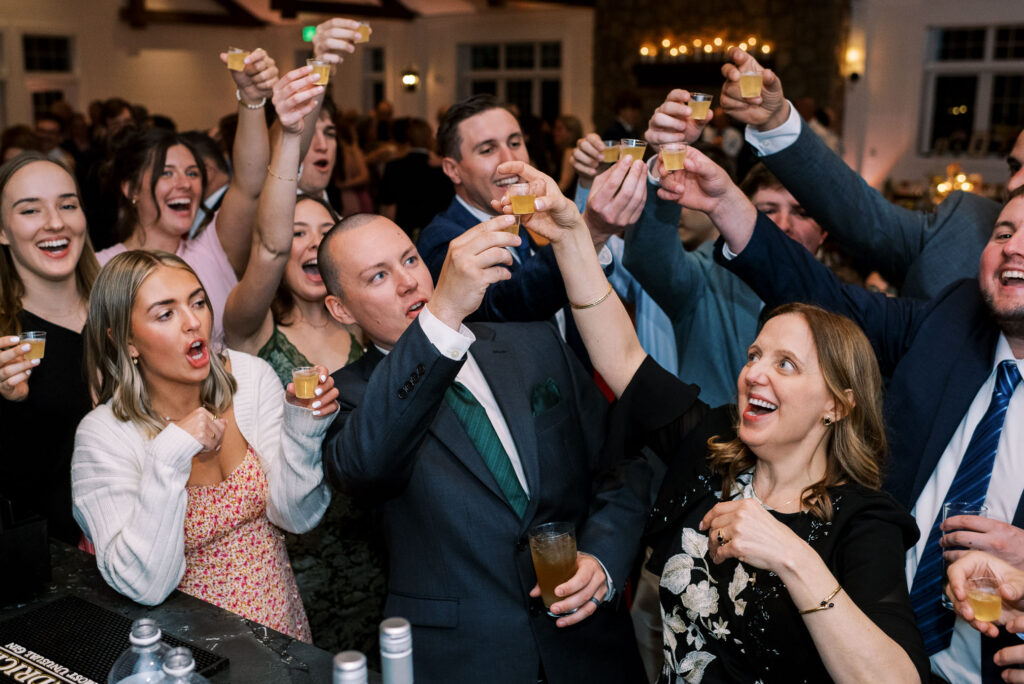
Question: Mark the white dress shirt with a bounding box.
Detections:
[904,336,1024,684]
[743,100,803,156]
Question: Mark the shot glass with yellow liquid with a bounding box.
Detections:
[660,142,688,173]
[21,331,46,361]
[356,22,371,44]
[508,183,535,235]
[619,139,647,162]
[689,92,712,120]
[601,140,620,164]
[227,47,251,72]
[291,366,319,407]
[966,577,1002,622]
[739,72,763,99]
[307,59,331,86]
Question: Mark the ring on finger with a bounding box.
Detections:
[589,597,601,609]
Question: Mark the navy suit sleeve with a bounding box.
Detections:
[323,321,463,495]
[714,213,929,376]
[624,184,705,322]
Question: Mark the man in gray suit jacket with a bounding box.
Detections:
[318,213,649,683]
[647,48,1024,301]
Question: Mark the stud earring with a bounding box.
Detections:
[823,416,832,426]
[132,355,139,366]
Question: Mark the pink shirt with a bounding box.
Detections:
[96,218,238,347]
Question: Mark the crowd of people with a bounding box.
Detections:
[1,14,1023,684]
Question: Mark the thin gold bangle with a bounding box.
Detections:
[570,282,614,310]
[266,165,297,182]
[798,584,842,615]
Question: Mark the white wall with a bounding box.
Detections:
[0,0,593,134]
[842,0,1019,188]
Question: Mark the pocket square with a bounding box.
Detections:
[530,377,561,415]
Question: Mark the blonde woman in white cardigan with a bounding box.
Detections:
[72,250,337,642]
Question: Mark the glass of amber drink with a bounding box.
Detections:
[356,22,371,44]
[942,502,989,609]
[307,59,331,86]
[661,142,688,173]
[739,72,763,98]
[227,47,250,71]
[602,140,620,163]
[619,139,647,162]
[529,522,579,617]
[689,92,712,119]
[966,577,1001,622]
[291,366,318,406]
[507,182,535,234]
[21,331,46,361]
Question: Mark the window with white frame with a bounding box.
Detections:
[922,25,1024,157]
[363,46,385,114]
[22,33,76,120]
[457,42,562,122]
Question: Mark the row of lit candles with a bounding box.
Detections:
[639,36,772,59]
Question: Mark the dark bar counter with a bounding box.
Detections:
[0,542,378,683]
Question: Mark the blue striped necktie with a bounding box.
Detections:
[444,381,529,518]
[909,360,1022,655]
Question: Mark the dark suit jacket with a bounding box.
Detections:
[322,319,649,684]
[762,121,1000,300]
[378,151,454,237]
[417,198,569,323]
[717,214,1019,680]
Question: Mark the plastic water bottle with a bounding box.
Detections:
[154,647,209,683]
[333,651,368,684]
[108,618,170,684]
[379,617,413,684]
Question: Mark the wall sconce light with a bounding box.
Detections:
[401,66,420,92]
[843,45,865,82]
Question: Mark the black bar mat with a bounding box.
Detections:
[0,595,228,683]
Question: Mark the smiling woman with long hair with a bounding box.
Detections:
[0,153,97,545]
[72,251,338,640]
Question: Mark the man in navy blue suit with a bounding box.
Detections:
[653,140,1024,683]
[318,212,649,683]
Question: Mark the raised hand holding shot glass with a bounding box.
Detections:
[285,364,338,416]
[226,47,251,72]
[507,182,535,234]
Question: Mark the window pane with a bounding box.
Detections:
[930,76,977,153]
[23,35,71,72]
[471,45,499,70]
[540,42,561,69]
[505,43,535,70]
[471,80,498,96]
[541,79,560,123]
[506,79,533,116]
[995,26,1024,60]
[937,28,986,61]
[370,47,385,73]
[990,75,1024,154]
[31,90,65,119]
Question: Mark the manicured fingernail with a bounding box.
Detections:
[314,387,323,396]
[312,400,322,409]
[312,410,321,416]
[24,369,30,377]
[10,337,18,343]
[320,374,327,383]
[21,344,30,352]
[31,358,40,366]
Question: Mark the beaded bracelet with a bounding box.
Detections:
[798,585,842,614]
[570,282,614,310]
[236,89,267,110]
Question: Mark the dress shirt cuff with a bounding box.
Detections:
[418,305,476,360]
[580,552,616,603]
[720,241,739,261]
[598,244,613,268]
[744,100,801,156]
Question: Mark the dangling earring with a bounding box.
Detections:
[131,197,138,206]
[823,416,833,426]
[132,355,139,366]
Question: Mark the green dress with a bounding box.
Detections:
[259,323,386,660]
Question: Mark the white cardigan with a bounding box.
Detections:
[72,349,332,606]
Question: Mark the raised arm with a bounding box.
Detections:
[222,67,323,352]
[215,48,277,276]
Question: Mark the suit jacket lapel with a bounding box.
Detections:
[470,325,540,523]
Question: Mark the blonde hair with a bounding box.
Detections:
[85,250,236,437]
[707,302,886,521]
[0,153,99,334]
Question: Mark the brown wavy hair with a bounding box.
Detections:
[85,250,236,437]
[270,194,340,326]
[0,153,99,334]
[707,302,886,521]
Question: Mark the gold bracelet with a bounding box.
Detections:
[570,282,614,310]
[266,165,297,182]
[798,585,842,614]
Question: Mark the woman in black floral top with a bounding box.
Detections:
[496,156,929,683]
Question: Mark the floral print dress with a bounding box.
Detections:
[179,446,312,642]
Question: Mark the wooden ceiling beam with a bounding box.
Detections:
[273,0,418,20]
[120,0,265,28]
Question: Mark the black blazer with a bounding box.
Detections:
[322,319,649,683]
